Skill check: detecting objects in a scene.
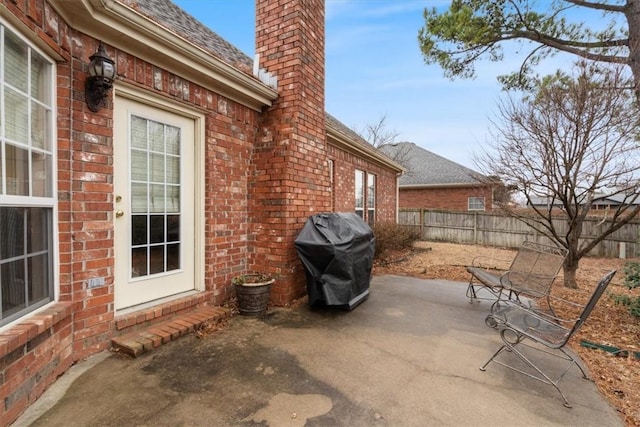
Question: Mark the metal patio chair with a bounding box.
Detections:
[480,270,616,408]
[466,241,568,313]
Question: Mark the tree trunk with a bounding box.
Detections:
[626,1,640,101]
[563,254,579,289]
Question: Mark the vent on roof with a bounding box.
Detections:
[253,54,278,89]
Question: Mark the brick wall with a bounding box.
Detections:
[0,2,77,423]
[400,186,494,212]
[255,0,330,305]
[0,303,74,426]
[1,1,260,423]
[329,144,398,222]
[0,0,396,423]
[203,99,259,304]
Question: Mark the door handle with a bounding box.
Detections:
[115,210,125,218]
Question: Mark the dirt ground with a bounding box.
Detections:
[373,241,640,426]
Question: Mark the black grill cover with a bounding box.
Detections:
[295,213,375,309]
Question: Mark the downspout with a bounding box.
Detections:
[395,172,401,223]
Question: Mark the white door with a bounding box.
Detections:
[114,96,195,310]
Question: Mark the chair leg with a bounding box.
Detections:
[481,330,575,408]
[466,278,479,302]
[559,347,589,380]
[480,344,508,371]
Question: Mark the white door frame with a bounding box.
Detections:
[113,84,205,312]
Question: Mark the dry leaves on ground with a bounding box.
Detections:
[373,241,640,426]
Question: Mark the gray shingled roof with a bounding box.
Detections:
[325,113,375,147]
[379,142,485,186]
[128,0,253,71]
[125,1,396,168]
[129,1,364,145]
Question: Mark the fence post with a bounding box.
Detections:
[474,212,478,245]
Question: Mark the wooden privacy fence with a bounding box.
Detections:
[398,208,640,259]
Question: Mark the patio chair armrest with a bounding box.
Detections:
[526,294,584,325]
[499,271,558,293]
[544,294,585,321]
[470,255,499,268]
[493,298,579,328]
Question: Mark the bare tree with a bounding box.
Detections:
[357,113,400,148]
[487,176,518,207]
[476,61,640,288]
[354,114,413,172]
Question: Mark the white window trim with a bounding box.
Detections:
[468,196,485,211]
[367,173,376,225]
[0,19,59,329]
[355,169,364,217]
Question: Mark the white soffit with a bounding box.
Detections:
[49,0,277,111]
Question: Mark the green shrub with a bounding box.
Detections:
[613,294,640,319]
[373,222,420,259]
[623,261,640,289]
[613,262,640,319]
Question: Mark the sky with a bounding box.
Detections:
[171,0,588,170]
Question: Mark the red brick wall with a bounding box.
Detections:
[400,186,493,212]
[255,0,330,305]
[0,0,394,423]
[1,2,260,423]
[329,144,398,222]
[1,3,77,424]
[0,304,73,427]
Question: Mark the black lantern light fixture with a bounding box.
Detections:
[85,42,116,112]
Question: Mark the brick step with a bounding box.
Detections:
[111,306,230,357]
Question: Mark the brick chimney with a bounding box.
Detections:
[253,0,330,305]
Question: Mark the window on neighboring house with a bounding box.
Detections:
[0,23,55,327]
[355,169,364,218]
[367,173,376,226]
[468,196,485,211]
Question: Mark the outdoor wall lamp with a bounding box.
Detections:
[85,42,116,112]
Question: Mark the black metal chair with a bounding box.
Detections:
[480,270,616,408]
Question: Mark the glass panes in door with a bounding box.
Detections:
[129,116,181,278]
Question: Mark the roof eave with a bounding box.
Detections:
[326,125,404,173]
[49,0,278,111]
[400,182,487,189]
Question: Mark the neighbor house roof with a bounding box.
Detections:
[325,114,403,173]
[378,142,485,188]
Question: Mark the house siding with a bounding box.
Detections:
[400,186,493,212]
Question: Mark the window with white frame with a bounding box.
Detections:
[468,196,485,211]
[0,23,55,326]
[367,173,376,226]
[355,169,364,218]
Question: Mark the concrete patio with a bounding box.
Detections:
[15,276,622,426]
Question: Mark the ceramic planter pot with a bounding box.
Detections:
[232,274,274,316]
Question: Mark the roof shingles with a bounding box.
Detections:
[379,142,485,186]
[126,0,253,72]
[118,0,395,168]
